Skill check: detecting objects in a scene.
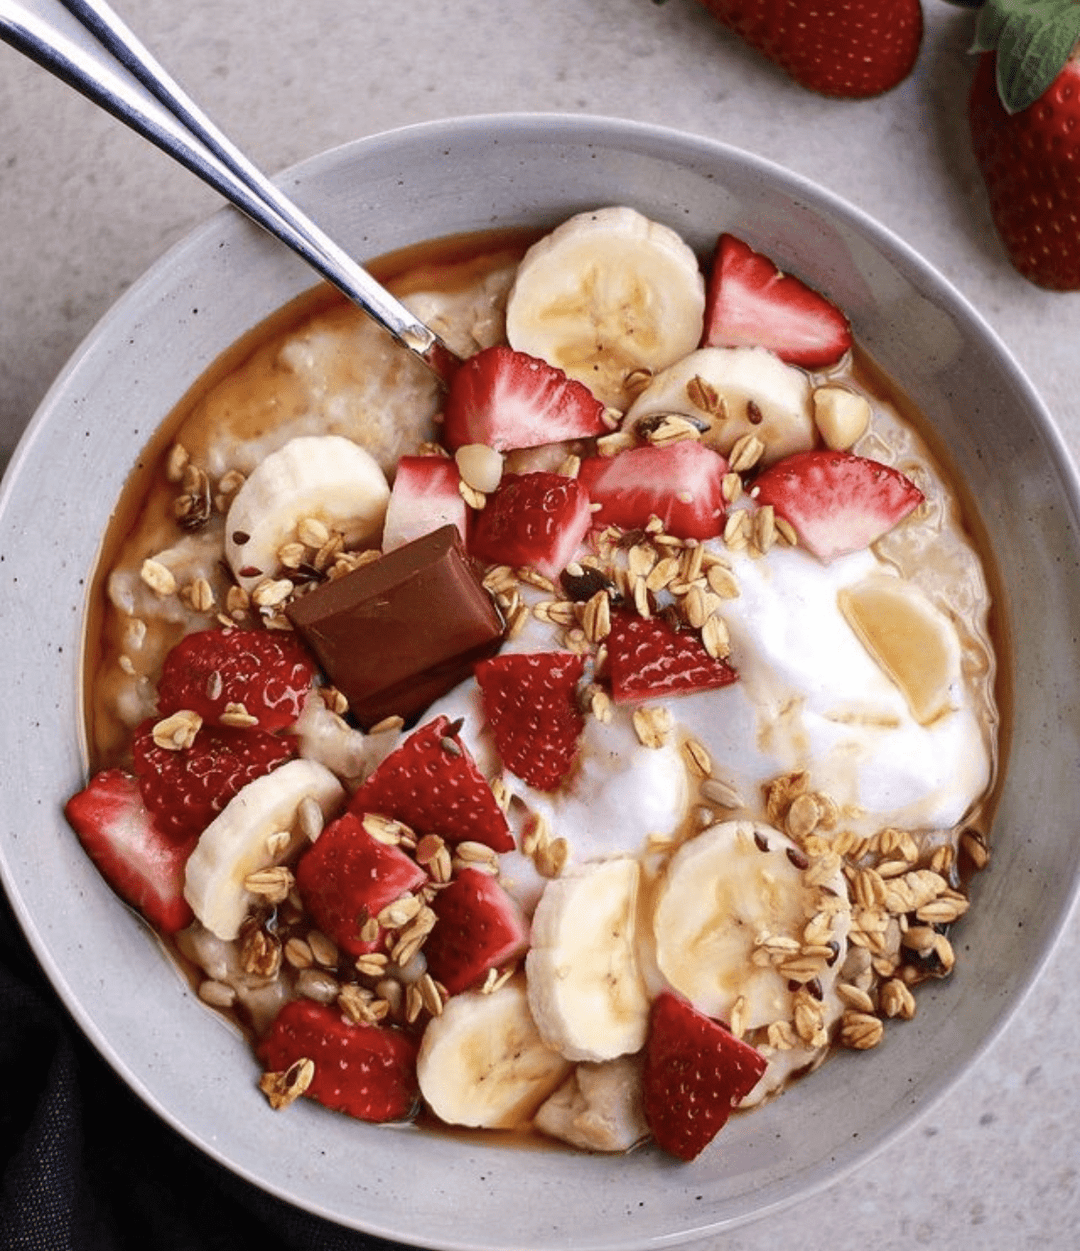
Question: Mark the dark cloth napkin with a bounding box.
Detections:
[0,886,408,1251]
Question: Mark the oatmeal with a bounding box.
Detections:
[65,208,1001,1162]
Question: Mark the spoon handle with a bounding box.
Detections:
[0,0,461,383]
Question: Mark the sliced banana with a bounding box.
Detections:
[534,1055,649,1153]
[653,820,850,1033]
[624,346,814,466]
[184,758,345,940]
[224,434,389,590]
[505,206,705,410]
[526,856,650,1062]
[416,978,572,1130]
[838,574,963,727]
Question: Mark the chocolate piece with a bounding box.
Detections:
[285,526,504,728]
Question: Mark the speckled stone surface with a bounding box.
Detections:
[0,2,1078,1247]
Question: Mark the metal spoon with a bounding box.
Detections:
[0,0,462,383]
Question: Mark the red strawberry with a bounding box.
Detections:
[752,449,923,563]
[348,715,514,853]
[442,345,608,452]
[468,471,592,579]
[131,719,296,844]
[969,5,1080,290]
[64,769,195,933]
[156,628,316,731]
[693,0,922,99]
[702,234,852,368]
[642,991,767,1161]
[475,651,586,792]
[605,612,738,704]
[578,441,728,541]
[423,867,530,995]
[256,999,418,1123]
[382,454,467,552]
[294,811,429,957]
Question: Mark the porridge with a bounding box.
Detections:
[65,207,1001,1161]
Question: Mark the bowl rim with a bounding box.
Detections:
[2,110,1080,1248]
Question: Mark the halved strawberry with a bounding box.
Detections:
[156,627,317,731]
[294,810,429,958]
[131,719,296,844]
[752,449,923,563]
[256,999,419,1123]
[474,651,585,792]
[64,769,195,933]
[382,455,467,552]
[442,345,608,452]
[348,715,513,853]
[702,234,852,369]
[577,441,728,540]
[423,867,530,995]
[468,471,592,579]
[605,612,737,704]
[642,991,767,1162]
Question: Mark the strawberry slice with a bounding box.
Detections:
[442,345,608,452]
[156,627,317,731]
[475,651,585,792]
[468,471,592,579]
[64,769,195,933]
[348,715,513,853]
[295,811,429,957]
[605,612,737,704]
[752,449,924,563]
[578,441,728,540]
[382,455,467,552]
[256,999,419,1123]
[702,234,852,369]
[131,718,296,844]
[642,991,767,1161]
[423,867,530,995]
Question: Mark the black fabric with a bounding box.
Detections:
[0,885,410,1251]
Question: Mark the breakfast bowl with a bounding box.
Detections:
[1,113,1078,1249]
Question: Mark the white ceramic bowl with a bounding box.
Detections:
[2,114,1079,1250]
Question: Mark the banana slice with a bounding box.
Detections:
[224,434,389,590]
[534,1055,649,1153]
[624,346,814,465]
[653,820,850,1032]
[526,856,650,1062]
[504,206,705,410]
[416,978,572,1130]
[184,758,345,940]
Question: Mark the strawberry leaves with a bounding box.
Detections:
[973,0,1080,114]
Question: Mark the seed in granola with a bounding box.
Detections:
[220,702,259,729]
[151,709,202,750]
[140,558,177,597]
[699,776,743,810]
[296,967,340,1004]
[198,979,237,1009]
[836,982,876,1014]
[682,737,712,779]
[285,936,315,969]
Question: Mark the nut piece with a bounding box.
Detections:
[812,386,871,451]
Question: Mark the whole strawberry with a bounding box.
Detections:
[968,1,1080,289]
[692,0,923,98]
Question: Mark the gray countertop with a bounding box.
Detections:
[1,1,1077,1247]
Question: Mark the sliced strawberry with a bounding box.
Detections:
[642,991,767,1162]
[423,867,529,995]
[702,234,852,369]
[256,998,419,1123]
[468,471,592,579]
[382,455,467,552]
[752,449,923,563]
[64,769,195,933]
[606,612,737,704]
[156,627,317,731]
[578,441,728,540]
[294,811,428,958]
[475,651,585,792]
[348,715,513,853]
[131,718,296,844]
[442,345,608,452]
